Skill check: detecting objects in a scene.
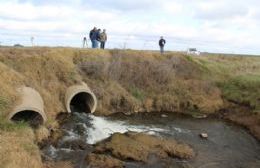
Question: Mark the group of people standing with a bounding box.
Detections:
[89,27,107,49]
[83,27,167,54]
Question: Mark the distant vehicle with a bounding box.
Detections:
[187,48,200,55]
[13,44,24,47]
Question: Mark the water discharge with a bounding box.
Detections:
[42,112,260,168]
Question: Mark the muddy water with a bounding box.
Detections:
[41,112,260,168]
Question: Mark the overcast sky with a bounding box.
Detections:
[0,0,260,54]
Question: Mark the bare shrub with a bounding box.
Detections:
[78,61,108,80]
[79,54,178,90]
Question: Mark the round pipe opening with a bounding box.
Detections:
[10,110,44,127]
[70,92,95,113]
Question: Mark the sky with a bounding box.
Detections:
[0,0,260,55]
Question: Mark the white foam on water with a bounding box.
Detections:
[85,115,171,144]
[61,113,189,144]
[86,115,142,144]
[46,145,58,158]
[174,127,190,133]
[59,148,74,153]
[62,130,81,142]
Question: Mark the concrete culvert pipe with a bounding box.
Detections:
[8,87,47,126]
[65,82,97,113]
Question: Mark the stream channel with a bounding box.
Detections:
[41,112,260,168]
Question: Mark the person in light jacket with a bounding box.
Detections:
[100,29,107,49]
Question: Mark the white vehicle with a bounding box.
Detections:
[187,48,200,55]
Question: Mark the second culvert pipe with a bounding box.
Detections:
[65,82,97,113]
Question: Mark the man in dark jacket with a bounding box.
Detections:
[89,27,97,48]
[159,36,166,54]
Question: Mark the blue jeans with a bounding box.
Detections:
[93,40,99,48]
[160,46,164,54]
[91,39,95,48]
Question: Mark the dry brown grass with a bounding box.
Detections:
[76,50,223,114]
[0,47,82,120]
[0,127,43,168]
[2,47,256,118]
[34,126,50,143]
[0,62,23,117]
[0,47,259,118]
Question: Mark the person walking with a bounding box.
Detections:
[100,29,107,49]
[89,27,97,48]
[159,36,166,54]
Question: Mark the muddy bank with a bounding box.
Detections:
[225,112,260,140]
[216,103,260,140]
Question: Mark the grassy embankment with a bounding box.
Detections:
[0,47,259,168]
[190,54,260,139]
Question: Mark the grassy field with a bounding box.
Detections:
[0,47,259,168]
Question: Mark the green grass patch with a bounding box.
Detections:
[0,118,29,132]
[129,87,145,101]
[185,55,194,62]
[0,96,8,112]
[184,55,211,74]
[220,75,260,111]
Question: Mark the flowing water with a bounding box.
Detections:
[41,112,260,168]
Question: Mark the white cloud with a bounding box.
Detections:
[194,1,249,20]
[0,1,74,20]
[163,1,184,15]
[0,0,259,54]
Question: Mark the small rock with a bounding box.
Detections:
[124,112,132,116]
[200,133,208,139]
[161,114,168,118]
[193,114,207,119]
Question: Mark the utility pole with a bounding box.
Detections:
[123,42,127,50]
[31,36,34,47]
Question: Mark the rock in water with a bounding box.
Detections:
[200,133,208,139]
[161,114,168,118]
